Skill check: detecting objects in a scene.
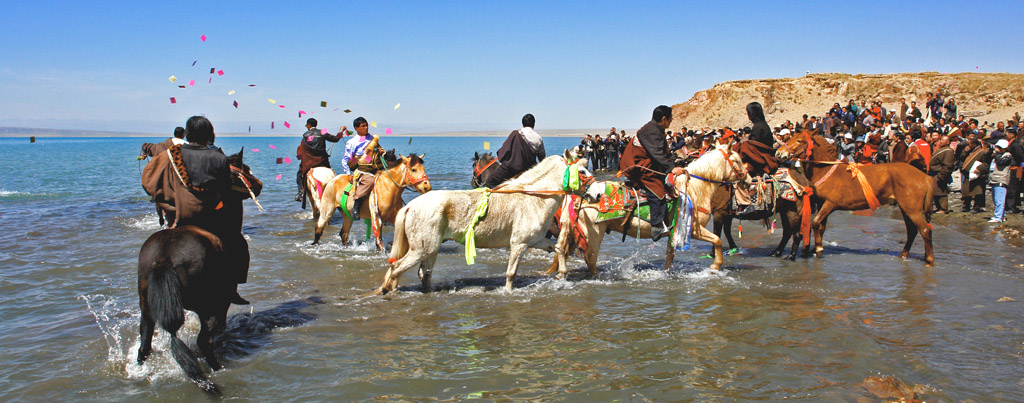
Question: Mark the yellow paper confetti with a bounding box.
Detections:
[483,141,490,150]
[370,121,377,128]
[268,98,276,104]
[169,75,177,82]
[394,103,401,110]
[228,90,235,95]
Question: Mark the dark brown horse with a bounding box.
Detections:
[471,152,499,188]
[711,141,824,261]
[136,150,262,395]
[777,132,935,266]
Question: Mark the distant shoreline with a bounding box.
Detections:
[0,128,628,139]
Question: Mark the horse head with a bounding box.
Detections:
[403,153,432,194]
[227,147,262,199]
[777,129,809,162]
[471,152,496,188]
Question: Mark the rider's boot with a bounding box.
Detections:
[351,198,363,220]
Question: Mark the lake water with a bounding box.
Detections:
[1,136,1022,401]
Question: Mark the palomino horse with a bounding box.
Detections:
[137,150,262,395]
[305,166,336,222]
[313,153,432,246]
[550,144,748,275]
[776,131,935,266]
[378,152,589,294]
[471,152,499,188]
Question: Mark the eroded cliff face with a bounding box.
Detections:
[670,72,1024,130]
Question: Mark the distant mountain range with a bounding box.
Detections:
[0,127,161,137]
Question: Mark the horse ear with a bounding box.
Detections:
[238,147,245,160]
[418,153,425,160]
[563,149,572,160]
[474,151,479,161]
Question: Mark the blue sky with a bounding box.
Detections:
[1,1,1021,134]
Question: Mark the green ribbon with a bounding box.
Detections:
[338,183,355,220]
[562,164,581,192]
[464,190,491,264]
[365,219,371,241]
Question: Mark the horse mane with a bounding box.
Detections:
[685,147,730,181]
[500,155,565,189]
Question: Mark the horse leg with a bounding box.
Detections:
[417,254,437,293]
[907,211,934,266]
[313,202,337,245]
[769,212,789,257]
[663,237,675,271]
[786,207,802,261]
[137,308,155,364]
[197,309,225,371]
[380,251,424,294]
[505,244,527,291]
[812,201,837,258]
[584,223,605,276]
[340,217,353,244]
[693,214,723,270]
[722,215,737,250]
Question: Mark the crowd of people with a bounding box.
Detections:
[588,94,1024,224]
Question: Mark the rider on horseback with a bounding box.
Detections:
[620,105,686,242]
[295,118,343,202]
[483,113,546,188]
[341,117,380,220]
[141,116,250,305]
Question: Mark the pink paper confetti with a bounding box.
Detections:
[251,148,260,152]
[321,128,328,134]
[169,97,176,104]
[188,79,195,86]
[271,121,275,129]
[268,144,277,150]
[284,121,291,128]
[283,157,292,164]
[217,70,224,76]
[275,174,282,181]
[200,34,207,42]
[299,110,306,116]
[208,77,212,84]
[385,128,393,135]
[279,105,286,109]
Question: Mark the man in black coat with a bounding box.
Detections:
[484,114,546,188]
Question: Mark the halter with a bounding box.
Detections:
[473,158,498,177]
[230,165,264,211]
[378,154,430,192]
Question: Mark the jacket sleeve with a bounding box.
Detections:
[636,126,675,169]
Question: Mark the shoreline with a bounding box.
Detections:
[0,129,624,139]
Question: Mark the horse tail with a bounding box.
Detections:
[923,175,935,222]
[147,268,221,395]
[389,206,410,264]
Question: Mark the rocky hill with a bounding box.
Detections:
[670,72,1024,131]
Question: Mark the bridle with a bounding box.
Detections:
[230,165,264,211]
[473,158,498,177]
[379,154,430,192]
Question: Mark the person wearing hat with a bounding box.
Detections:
[839,132,856,161]
[928,135,955,214]
[1006,127,1023,214]
[989,139,1014,222]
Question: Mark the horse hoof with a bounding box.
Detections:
[786,255,797,261]
[769,251,781,257]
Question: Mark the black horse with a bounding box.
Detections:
[136,149,262,395]
[471,151,499,188]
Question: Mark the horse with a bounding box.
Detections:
[471,152,499,188]
[776,131,935,266]
[377,152,589,294]
[136,149,262,395]
[709,146,824,261]
[550,143,748,275]
[304,166,336,221]
[313,153,432,247]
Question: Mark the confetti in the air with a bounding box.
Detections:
[252,148,260,153]
[343,109,351,113]
[283,157,292,164]
[321,101,327,107]
[217,70,224,76]
[385,128,393,135]
[284,121,291,128]
[268,99,276,104]
[279,105,286,109]
[275,174,283,181]
[233,100,238,108]
[483,141,490,150]
[200,34,207,42]
[370,121,377,128]
[394,103,401,110]
[169,97,177,104]
[188,79,195,86]
[228,90,235,95]
[268,144,276,150]
[169,75,177,82]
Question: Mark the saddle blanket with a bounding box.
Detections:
[772,168,798,202]
[595,182,652,223]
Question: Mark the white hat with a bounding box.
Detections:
[844,133,854,140]
[779,128,791,136]
[995,139,1009,149]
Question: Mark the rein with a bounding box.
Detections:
[230,165,264,211]
[473,158,498,177]
[378,154,429,192]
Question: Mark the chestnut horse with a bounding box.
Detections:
[313,153,432,246]
[776,131,935,266]
[136,150,262,395]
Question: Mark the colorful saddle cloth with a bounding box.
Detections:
[771,168,798,202]
[595,182,652,223]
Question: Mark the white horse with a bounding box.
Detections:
[554,143,748,273]
[305,167,336,222]
[377,151,589,294]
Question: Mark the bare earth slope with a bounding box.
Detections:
[670,72,1024,130]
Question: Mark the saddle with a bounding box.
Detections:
[595,182,652,222]
[772,168,799,202]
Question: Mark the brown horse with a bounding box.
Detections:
[777,131,935,266]
[136,150,262,395]
[471,152,499,188]
[313,153,432,246]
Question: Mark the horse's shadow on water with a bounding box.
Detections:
[214,297,324,360]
